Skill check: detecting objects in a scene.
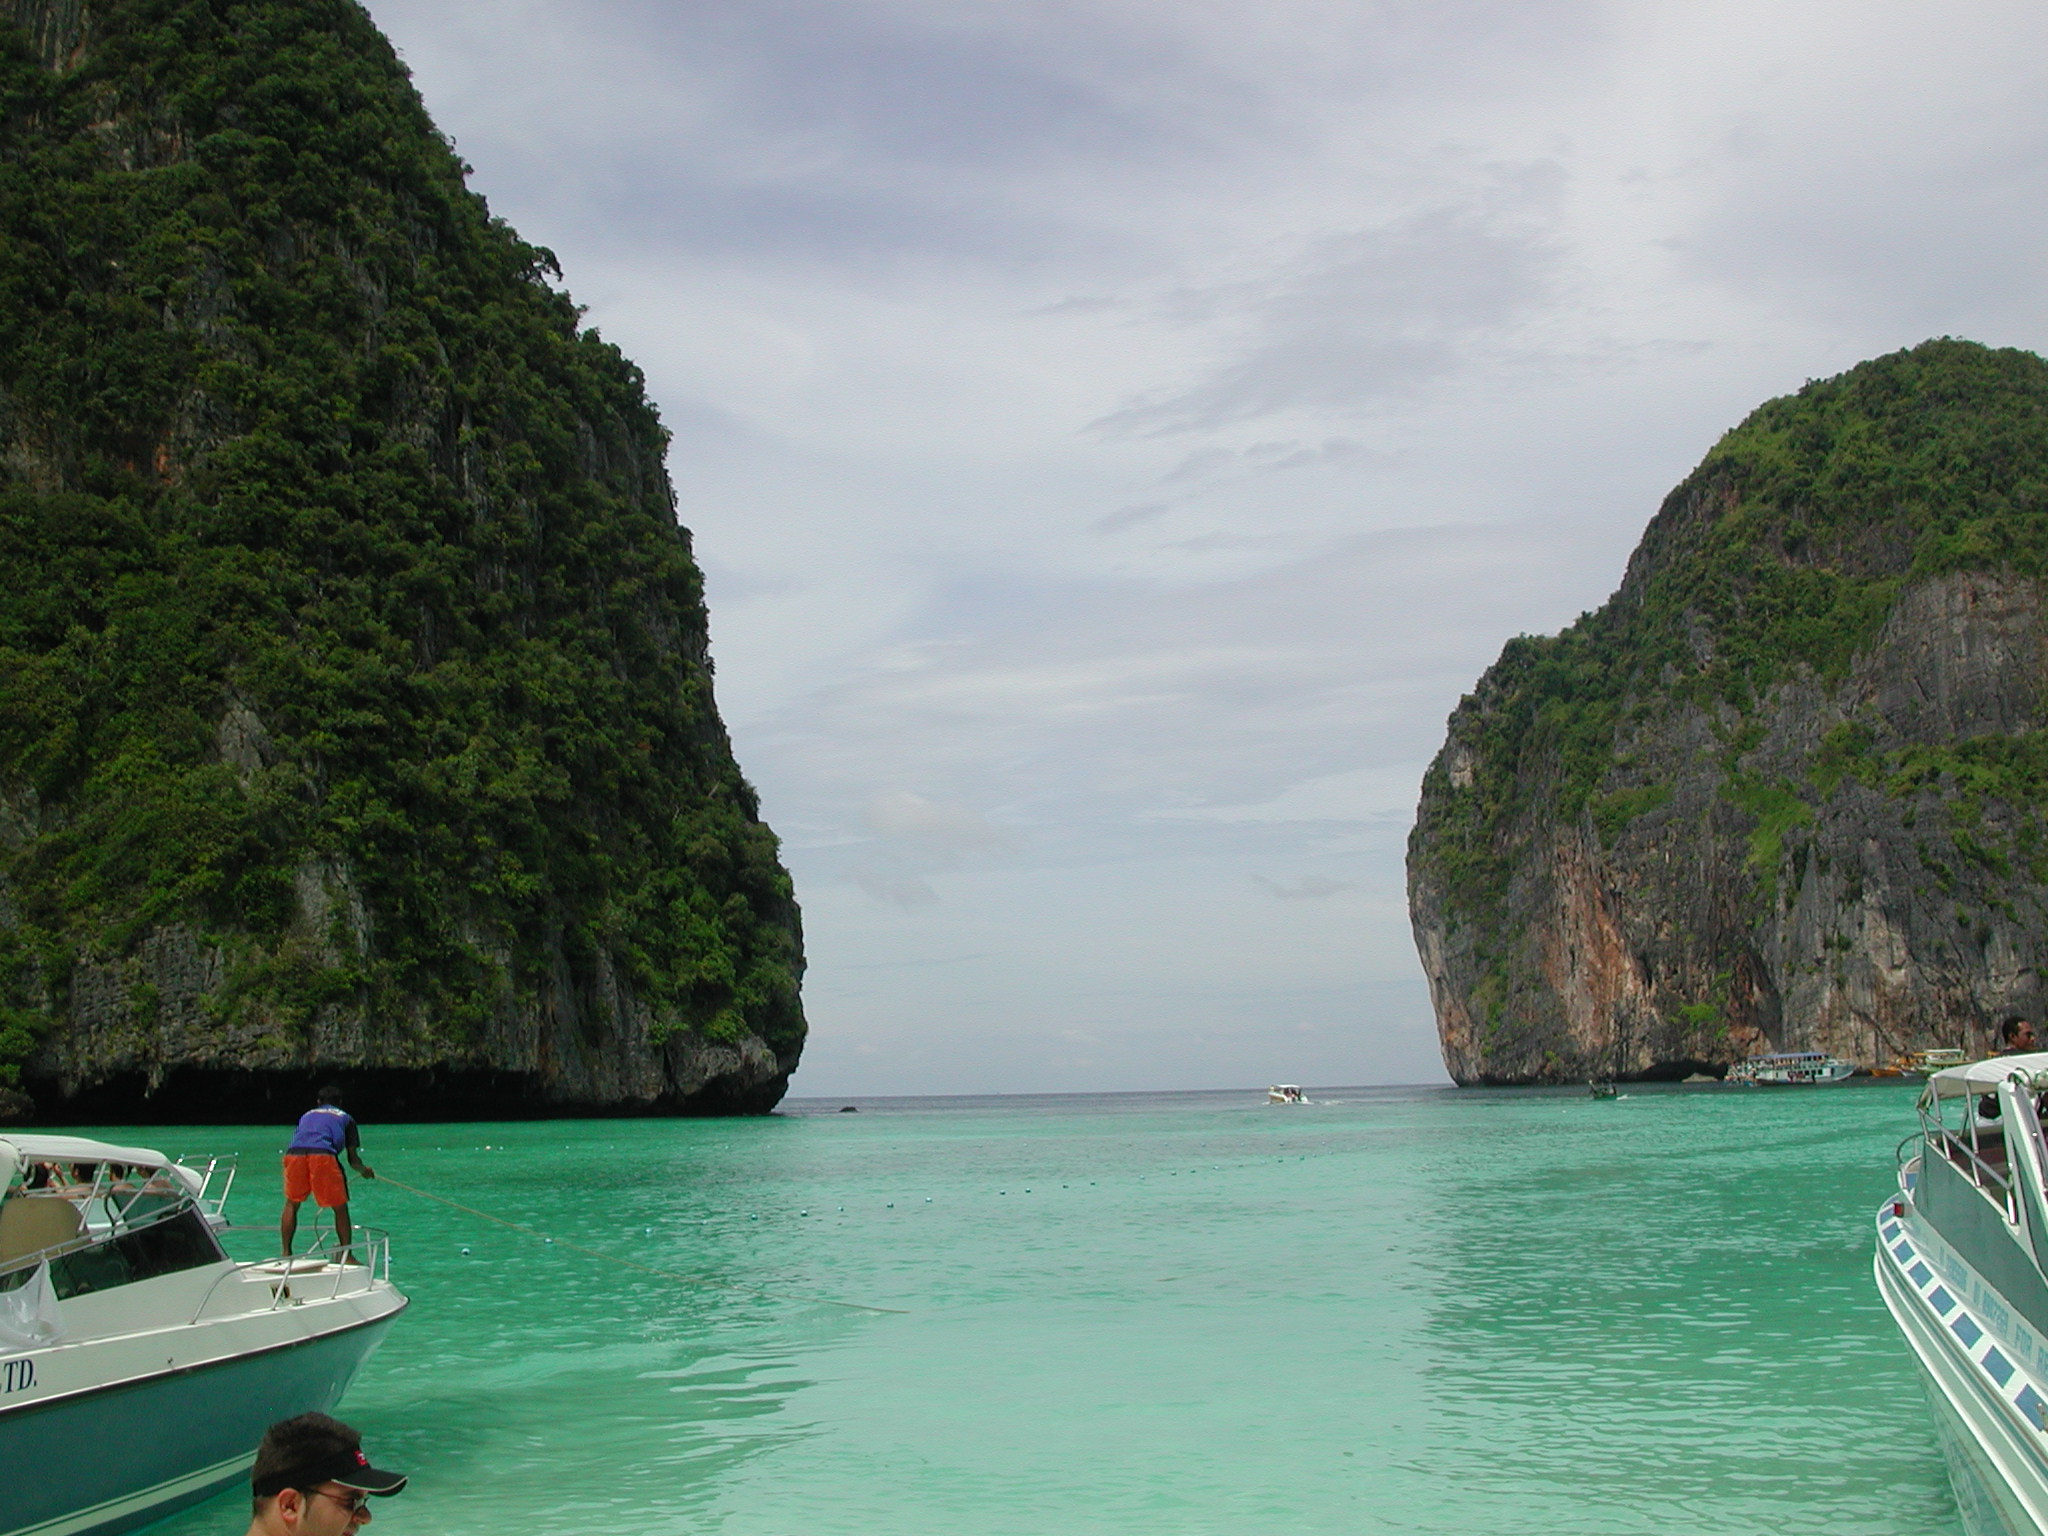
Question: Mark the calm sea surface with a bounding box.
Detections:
[106,1080,1957,1534]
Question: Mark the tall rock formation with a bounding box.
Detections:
[0,0,804,1118]
[1409,341,2048,1084]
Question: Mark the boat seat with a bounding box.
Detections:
[0,1195,84,1266]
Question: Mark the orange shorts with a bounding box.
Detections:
[283,1153,349,1209]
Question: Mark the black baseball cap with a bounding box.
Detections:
[250,1413,408,1499]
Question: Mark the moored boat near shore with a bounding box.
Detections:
[0,1134,407,1536]
[1878,1053,2048,1535]
[1727,1051,1856,1086]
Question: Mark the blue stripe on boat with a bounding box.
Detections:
[2018,1386,2046,1430]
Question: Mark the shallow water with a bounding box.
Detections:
[112,1080,1955,1534]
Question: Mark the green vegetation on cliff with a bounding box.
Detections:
[1418,340,2048,926]
[0,1,802,1100]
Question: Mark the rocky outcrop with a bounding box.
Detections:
[1409,342,2048,1083]
[0,1,802,1119]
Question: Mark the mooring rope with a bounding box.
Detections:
[376,1175,908,1316]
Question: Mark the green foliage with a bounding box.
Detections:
[1722,775,1812,891]
[0,1,804,1083]
[1415,340,2048,923]
[1591,782,1672,847]
[1810,719,1881,797]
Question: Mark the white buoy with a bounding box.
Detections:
[460,1246,471,1256]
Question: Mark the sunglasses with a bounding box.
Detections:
[310,1488,374,1516]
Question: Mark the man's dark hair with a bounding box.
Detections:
[250,1413,358,1505]
[2003,1017,2034,1045]
[314,1083,346,1107]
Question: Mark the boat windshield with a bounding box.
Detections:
[0,1138,224,1299]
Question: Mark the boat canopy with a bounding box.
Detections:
[1924,1051,2048,1100]
[0,1135,203,1197]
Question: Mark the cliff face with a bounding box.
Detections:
[0,0,804,1118]
[1409,341,2048,1084]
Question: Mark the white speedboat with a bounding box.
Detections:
[1267,1085,1307,1105]
[1727,1050,1856,1085]
[0,1134,407,1536]
[1878,1052,2048,1534]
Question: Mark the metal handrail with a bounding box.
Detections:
[175,1153,239,1220]
[1915,1068,2048,1228]
[187,1226,393,1324]
[1920,1100,2019,1222]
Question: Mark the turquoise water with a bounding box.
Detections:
[115,1081,1956,1534]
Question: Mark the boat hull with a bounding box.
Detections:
[0,1309,400,1536]
[1877,1203,2048,1535]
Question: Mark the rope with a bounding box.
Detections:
[375,1175,908,1316]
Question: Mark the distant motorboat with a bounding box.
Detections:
[1587,1081,1619,1099]
[1727,1051,1856,1086]
[1876,1048,1974,1079]
[1267,1085,1307,1105]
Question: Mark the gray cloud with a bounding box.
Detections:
[1094,180,1566,436]
[851,868,942,910]
[1093,502,1169,533]
[1257,875,1357,900]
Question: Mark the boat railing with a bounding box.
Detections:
[1920,1098,2019,1223]
[187,1226,394,1323]
[175,1154,238,1223]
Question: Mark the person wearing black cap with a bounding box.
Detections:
[244,1412,407,1534]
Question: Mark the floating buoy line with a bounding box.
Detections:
[377,1175,908,1316]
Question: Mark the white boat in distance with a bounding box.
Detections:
[1727,1051,1856,1085]
[0,1133,407,1536]
[1879,1052,2048,1535]
[1267,1085,1307,1105]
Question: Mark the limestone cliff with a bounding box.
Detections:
[0,0,804,1118]
[1409,341,2048,1084]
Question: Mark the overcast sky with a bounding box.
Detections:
[362,0,2048,1095]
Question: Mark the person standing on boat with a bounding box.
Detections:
[245,1412,408,1534]
[281,1085,376,1259]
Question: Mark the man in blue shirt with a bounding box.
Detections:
[281,1085,377,1259]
